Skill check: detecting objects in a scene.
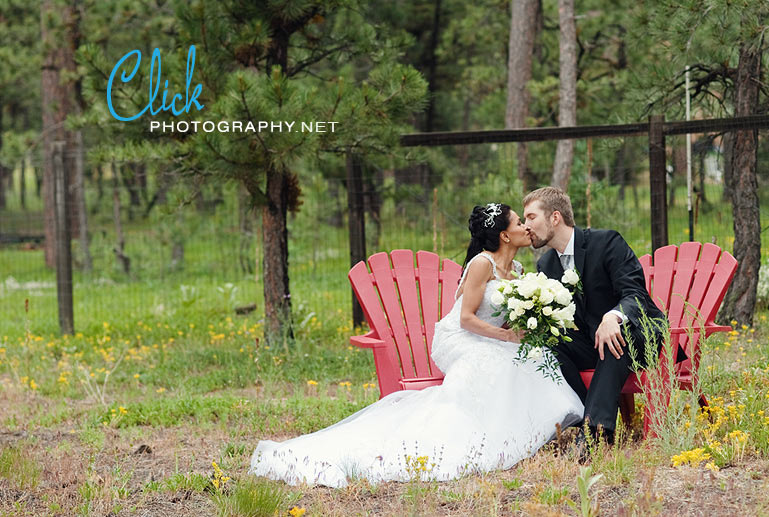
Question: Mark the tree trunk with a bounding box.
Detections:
[721,131,734,202]
[347,152,366,328]
[256,13,318,341]
[20,156,26,210]
[238,185,254,274]
[112,162,130,275]
[457,96,472,176]
[262,168,292,341]
[424,0,442,133]
[365,166,383,249]
[96,165,104,206]
[53,142,74,334]
[34,165,42,199]
[551,0,577,190]
[670,143,688,208]
[0,108,6,211]
[170,215,184,271]
[719,44,761,326]
[41,0,79,268]
[136,164,148,204]
[698,151,707,205]
[614,141,630,201]
[121,164,141,216]
[505,0,539,190]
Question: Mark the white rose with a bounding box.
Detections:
[503,284,513,295]
[515,306,526,317]
[518,282,537,298]
[552,303,576,324]
[542,306,553,316]
[490,291,505,306]
[539,289,554,305]
[523,300,535,310]
[527,347,543,360]
[561,269,579,286]
[550,326,560,336]
[507,298,518,310]
[527,317,538,329]
[554,287,572,306]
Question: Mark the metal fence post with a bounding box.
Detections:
[53,141,74,335]
[346,151,365,328]
[648,115,668,252]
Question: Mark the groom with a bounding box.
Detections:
[522,187,668,443]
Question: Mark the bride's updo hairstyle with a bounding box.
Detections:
[463,203,512,268]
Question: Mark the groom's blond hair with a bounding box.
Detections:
[523,187,575,227]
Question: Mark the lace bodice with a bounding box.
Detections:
[452,279,506,327]
[448,252,521,327]
[456,253,522,296]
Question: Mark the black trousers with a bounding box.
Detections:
[554,323,662,432]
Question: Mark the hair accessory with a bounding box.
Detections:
[483,203,502,227]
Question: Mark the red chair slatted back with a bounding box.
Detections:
[640,243,738,374]
[349,250,462,382]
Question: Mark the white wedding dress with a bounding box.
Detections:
[249,253,584,487]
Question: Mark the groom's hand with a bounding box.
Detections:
[594,313,626,360]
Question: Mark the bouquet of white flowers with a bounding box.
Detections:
[490,271,580,380]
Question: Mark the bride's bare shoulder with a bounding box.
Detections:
[465,255,494,278]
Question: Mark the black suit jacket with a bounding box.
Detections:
[537,227,667,343]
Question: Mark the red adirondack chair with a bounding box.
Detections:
[349,243,737,438]
[578,242,738,436]
[348,250,462,397]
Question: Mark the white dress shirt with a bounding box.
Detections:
[556,227,627,325]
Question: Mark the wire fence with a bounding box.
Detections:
[0,136,766,335]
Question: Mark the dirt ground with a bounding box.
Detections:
[2,421,769,516]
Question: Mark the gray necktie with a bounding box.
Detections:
[560,253,572,271]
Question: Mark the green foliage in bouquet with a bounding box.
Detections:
[490,271,580,382]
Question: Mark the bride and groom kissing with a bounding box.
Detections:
[249,186,667,487]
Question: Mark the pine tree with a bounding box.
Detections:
[175,0,427,340]
[634,0,769,325]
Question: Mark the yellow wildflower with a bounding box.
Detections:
[671,448,711,467]
[728,430,748,444]
[288,507,306,517]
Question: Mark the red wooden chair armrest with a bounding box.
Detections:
[669,325,732,335]
[399,376,444,390]
[350,331,387,349]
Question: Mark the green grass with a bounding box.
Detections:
[211,477,301,517]
[164,472,212,493]
[0,444,41,490]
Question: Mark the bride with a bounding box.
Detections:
[250,203,584,487]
